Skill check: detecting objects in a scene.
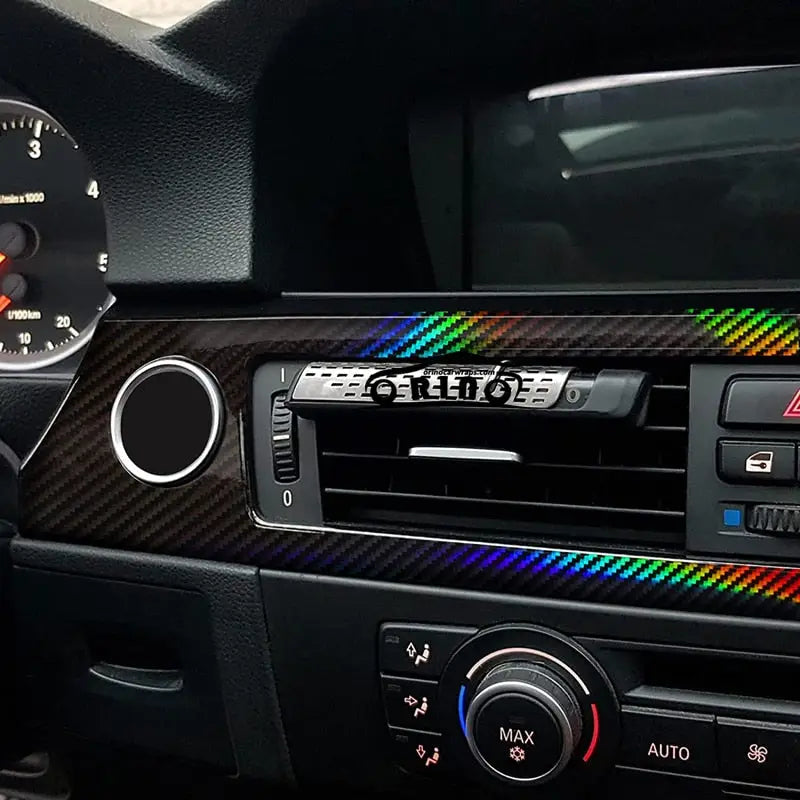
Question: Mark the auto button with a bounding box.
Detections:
[619,707,717,777]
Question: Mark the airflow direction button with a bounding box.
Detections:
[382,676,440,732]
[379,624,475,678]
[389,729,445,776]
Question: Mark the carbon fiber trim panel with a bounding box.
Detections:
[19,312,800,621]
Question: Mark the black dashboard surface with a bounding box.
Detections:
[3,0,800,297]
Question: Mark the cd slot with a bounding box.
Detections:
[584,639,800,720]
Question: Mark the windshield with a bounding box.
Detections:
[470,65,800,289]
[86,0,215,27]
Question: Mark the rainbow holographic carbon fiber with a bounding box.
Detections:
[688,307,800,356]
[247,531,800,619]
[349,309,800,359]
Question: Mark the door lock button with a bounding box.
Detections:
[717,440,796,485]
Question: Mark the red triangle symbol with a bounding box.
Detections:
[784,388,800,418]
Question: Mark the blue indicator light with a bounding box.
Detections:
[723,508,742,527]
[458,685,467,737]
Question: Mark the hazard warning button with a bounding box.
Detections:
[722,379,800,427]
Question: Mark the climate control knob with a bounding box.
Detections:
[464,661,583,784]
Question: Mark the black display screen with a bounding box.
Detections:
[470,66,800,290]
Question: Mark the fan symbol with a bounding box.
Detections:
[509,746,526,763]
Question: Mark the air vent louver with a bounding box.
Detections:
[317,364,688,546]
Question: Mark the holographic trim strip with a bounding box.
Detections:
[347,309,800,358]
[246,531,800,620]
[23,314,800,622]
[688,308,800,356]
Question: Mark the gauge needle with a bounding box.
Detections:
[0,252,12,312]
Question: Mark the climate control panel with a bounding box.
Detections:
[375,620,800,797]
[379,623,619,796]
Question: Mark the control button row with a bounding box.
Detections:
[717,440,797,485]
[379,623,476,678]
[379,623,473,778]
[619,707,800,789]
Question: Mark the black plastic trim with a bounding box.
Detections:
[10,538,294,785]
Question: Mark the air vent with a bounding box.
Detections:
[316,364,688,546]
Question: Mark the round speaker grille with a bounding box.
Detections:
[110,357,224,486]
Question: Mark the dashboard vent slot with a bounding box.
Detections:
[316,365,688,546]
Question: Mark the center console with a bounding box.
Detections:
[261,573,800,800]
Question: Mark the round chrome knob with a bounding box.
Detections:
[464,661,583,784]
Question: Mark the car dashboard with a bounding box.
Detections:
[4,2,800,799]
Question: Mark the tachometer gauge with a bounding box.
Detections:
[0,98,110,370]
